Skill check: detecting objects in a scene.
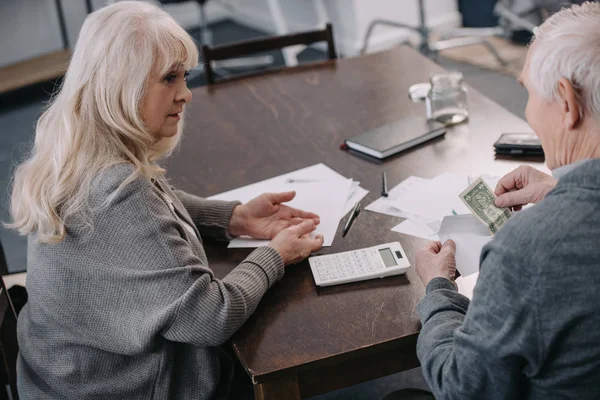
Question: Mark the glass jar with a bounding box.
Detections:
[426,72,469,126]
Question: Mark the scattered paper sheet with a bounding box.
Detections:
[342,182,369,217]
[392,219,439,241]
[438,214,492,277]
[208,164,354,248]
[367,174,501,242]
[456,272,479,300]
[391,173,471,221]
[365,176,430,218]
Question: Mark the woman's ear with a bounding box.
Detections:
[557,77,582,130]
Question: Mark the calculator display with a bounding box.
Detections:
[378,248,397,267]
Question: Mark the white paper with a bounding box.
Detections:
[342,183,369,217]
[456,272,479,300]
[208,164,353,248]
[469,174,500,191]
[438,214,492,277]
[365,176,431,218]
[392,219,439,241]
[391,173,471,221]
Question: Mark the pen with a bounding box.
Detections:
[381,171,389,197]
[285,178,322,183]
[342,201,361,237]
[452,209,458,216]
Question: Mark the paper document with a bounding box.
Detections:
[365,176,430,218]
[208,164,354,248]
[392,219,439,241]
[438,214,492,277]
[343,182,369,217]
[469,174,500,191]
[391,173,471,221]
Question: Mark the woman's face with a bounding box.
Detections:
[140,63,192,139]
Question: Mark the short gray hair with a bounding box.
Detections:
[530,2,600,121]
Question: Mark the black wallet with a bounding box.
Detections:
[494,133,544,156]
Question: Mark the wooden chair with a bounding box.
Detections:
[201,23,337,85]
[0,241,18,400]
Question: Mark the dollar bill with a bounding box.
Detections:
[459,177,511,235]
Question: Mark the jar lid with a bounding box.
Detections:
[408,82,431,102]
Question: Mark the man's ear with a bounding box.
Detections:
[557,77,582,130]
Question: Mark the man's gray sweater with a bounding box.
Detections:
[417,159,600,399]
[17,164,284,399]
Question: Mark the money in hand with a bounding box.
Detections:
[459,177,511,235]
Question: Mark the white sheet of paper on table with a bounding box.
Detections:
[469,174,500,191]
[456,272,479,300]
[391,173,471,221]
[438,214,492,277]
[342,182,369,217]
[391,218,440,241]
[365,176,431,218]
[207,164,354,248]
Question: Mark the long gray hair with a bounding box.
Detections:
[8,1,199,243]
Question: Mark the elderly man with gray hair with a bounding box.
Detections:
[385,2,600,399]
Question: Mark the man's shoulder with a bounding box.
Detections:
[492,179,600,260]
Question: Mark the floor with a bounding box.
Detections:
[0,19,530,400]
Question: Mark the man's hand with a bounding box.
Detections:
[415,241,457,288]
[229,191,320,239]
[495,166,557,211]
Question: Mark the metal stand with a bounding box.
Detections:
[360,0,513,67]
[191,0,273,78]
[266,0,330,67]
[54,0,69,49]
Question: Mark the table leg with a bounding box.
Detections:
[254,376,301,400]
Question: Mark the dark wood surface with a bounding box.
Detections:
[164,46,541,397]
[202,23,336,85]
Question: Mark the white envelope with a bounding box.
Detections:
[438,214,492,277]
[456,272,479,300]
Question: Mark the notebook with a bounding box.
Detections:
[345,117,446,159]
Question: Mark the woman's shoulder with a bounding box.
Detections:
[89,163,153,206]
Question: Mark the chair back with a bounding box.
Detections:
[201,23,337,85]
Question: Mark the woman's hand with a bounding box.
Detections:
[415,240,457,288]
[229,191,320,239]
[494,165,557,211]
[269,220,324,265]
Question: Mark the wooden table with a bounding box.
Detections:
[164,46,540,399]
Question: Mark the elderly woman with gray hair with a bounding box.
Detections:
[9,2,324,399]
[386,3,600,400]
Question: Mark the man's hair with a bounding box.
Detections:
[531,2,600,121]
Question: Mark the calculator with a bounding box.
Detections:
[309,242,410,287]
